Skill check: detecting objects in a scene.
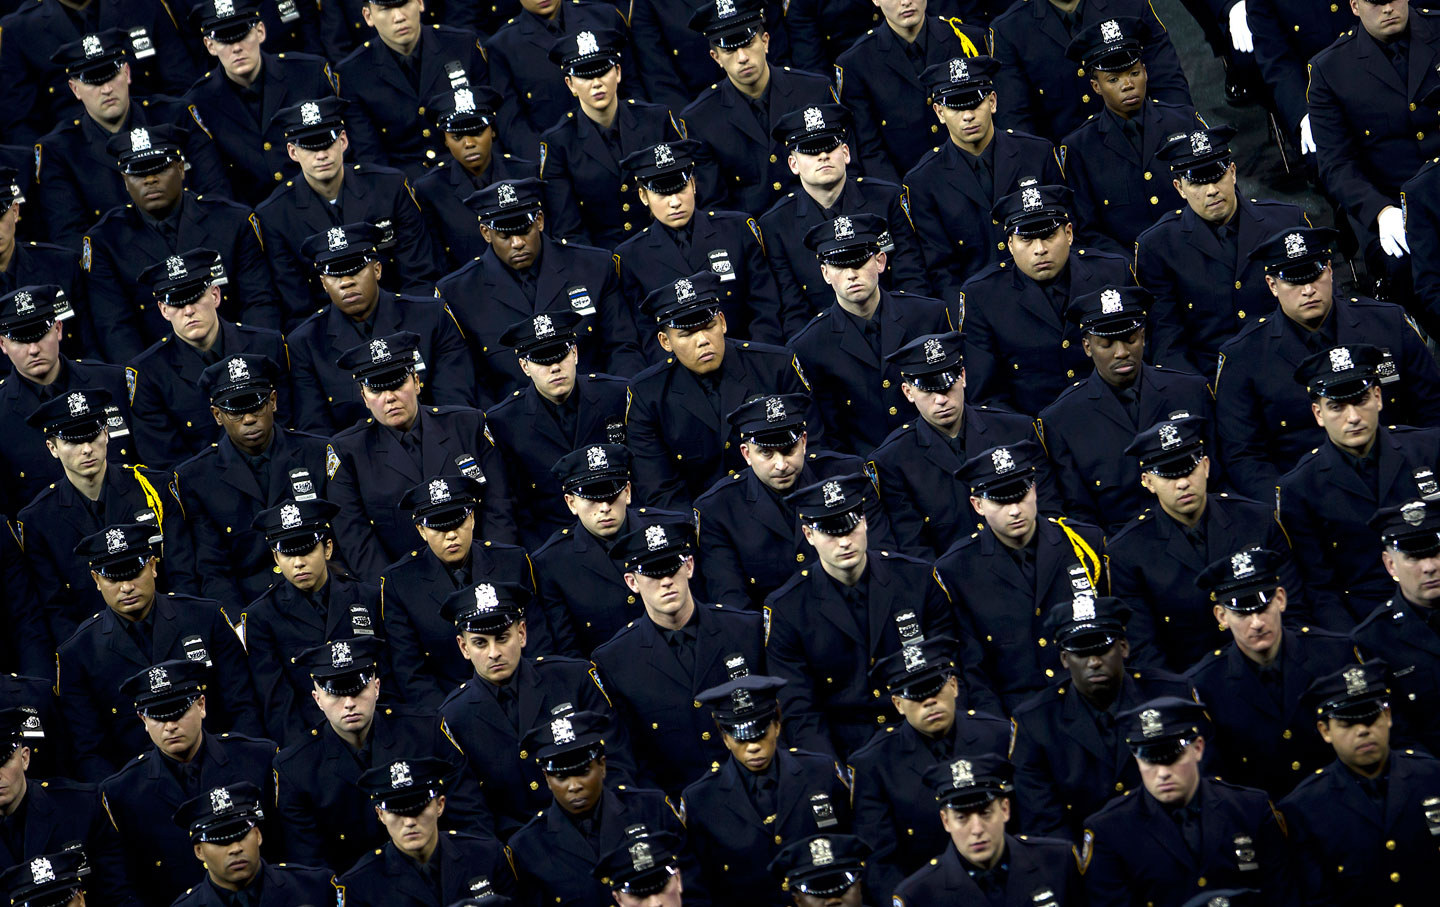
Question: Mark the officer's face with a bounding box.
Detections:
[787,143,851,192]
[194,825,263,887]
[657,312,727,375]
[721,718,781,772]
[545,756,606,814]
[1,320,63,383]
[158,284,222,347]
[69,63,131,126]
[565,65,622,114]
[1008,224,1073,282]
[891,674,960,736]
[518,344,578,403]
[1173,164,1238,225]
[741,434,807,492]
[1318,708,1391,771]
[123,159,185,214]
[479,214,545,270]
[312,675,381,735]
[939,796,1010,868]
[1090,64,1147,117]
[204,21,267,82]
[520,0,559,17]
[92,556,158,619]
[1140,456,1209,519]
[1136,737,1204,805]
[873,0,927,34]
[287,131,349,183]
[933,93,997,150]
[444,126,495,172]
[272,537,333,592]
[970,485,1038,547]
[709,31,771,90]
[801,517,868,573]
[417,510,475,564]
[0,745,30,813]
[566,484,632,537]
[638,179,697,230]
[792,882,862,907]
[362,0,425,50]
[46,430,108,481]
[901,371,966,432]
[1311,385,1382,455]
[0,200,20,255]
[1213,587,1287,661]
[1265,263,1333,328]
[377,794,446,858]
[321,260,382,319]
[457,621,528,683]
[1382,546,1440,604]
[1082,327,1144,387]
[613,869,684,907]
[1059,639,1130,700]
[624,557,697,625]
[360,373,421,430]
[140,695,207,760]
[212,392,277,456]
[821,252,887,309]
[1351,0,1409,39]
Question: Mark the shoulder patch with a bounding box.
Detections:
[125,366,138,405]
[326,444,340,479]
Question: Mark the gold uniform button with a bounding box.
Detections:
[701,731,711,740]
[1291,761,1301,770]
[1420,132,1427,141]
[1386,840,1397,850]
[1066,369,1075,378]
[622,203,630,212]
[1149,196,1159,205]
[1076,67,1085,76]
[889,406,898,415]
[1143,171,1152,180]
[530,781,539,790]
[773,182,782,191]
[274,172,283,180]
[1412,103,1419,112]
[1282,729,1292,739]
[931,125,939,133]
[422,128,431,137]
[1391,873,1401,883]
[1061,339,1070,349]
[769,154,778,163]
[627,595,636,604]
[1115,782,1124,791]
[263,141,272,150]
[624,222,633,231]
[796,553,805,562]
[882,379,891,388]
[1235,280,1242,289]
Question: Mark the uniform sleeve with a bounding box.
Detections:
[228,210,283,330]
[1079,822,1135,907]
[932,561,1006,716]
[390,179,444,291]
[1245,0,1310,133]
[841,66,901,185]
[1214,354,1282,499]
[34,139,90,251]
[255,204,320,333]
[82,235,149,363]
[1039,415,1102,527]
[1135,15,1193,110]
[538,137,587,244]
[1276,472,1351,628]
[84,791,144,907]
[56,649,115,782]
[1010,712,1069,837]
[989,26,1040,137]
[476,418,519,545]
[627,0,691,112]
[1136,230,1201,374]
[758,211,815,340]
[851,760,906,900]
[764,592,837,758]
[867,449,930,558]
[379,579,448,711]
[1309,61,1393,232]
[1397,312,1440,427]
[627,382,691,510]
[737,218,787,345]
[1405,179,1440,333]
[903,179,965,307]
[615,252,657,358]
[3,520,49,678]
[173,472,243,613]
[274,757,327,867]
[127,365,188,469]
[694,498,750,609]
[595,261,649,378]
[426,303,482,408]
[243,608,310,745]
[784,0,827,74]
[179,113,234,201]
[961,292,1010,411]
[284,332,336,435]
[883,186,929,299]
[329,443,392,581]
[318,0,360,64]
[431,716,497,837]
[209,603,266,739]
[1062,141,1128,257]
[491,46,542,159]
[332,73,389,166]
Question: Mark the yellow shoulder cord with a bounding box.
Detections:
[127,465,164,526]
[943,18,980,56]
[1054,517,1100,590]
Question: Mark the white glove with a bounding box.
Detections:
[1229,2,1253,53]
[1378,205,1410,258]
[1299,114,1316,155]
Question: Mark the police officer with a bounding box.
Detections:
[170,782,339,907]
[272,637,491,873]
[171,353,332,611]
[1278,343,1440,624]
[1187,547,1356,797]
[0,177,85,352]
[903,56,1064,302]
[960,180,1132,416]
[695,394,888,610]
[529,445,690,654]
[437,580,631,837]
[1243,0,1349,160]
[681,674,852,906]
[790,214,951,456]
[255,97,441,326]
[1215,227,1440,499]
[338,757,514,906]
[0,679,67,781]
[415,87,535,271]
[757,104,927,327]
[626,272,818,510]
[629,0,792,111]
[1108,415,1304,671]
[767,834,870,907]
[101,659,276,907]
[590,521,766,794]
[539,28,681,250]
[437,179,645,404]
[85,126,280,363]
[892,754,1082,905]
[1038,286,1217,534]
[1278,660,1440,906]
[181,0,341,207]
[1081,697,1285,907]
[592,828,693,907]
[1137,126,1310,379]
[765,474,957,758]
[485,313,631,547]
[0,849,90,907]
[867,331,1056,559]
[126,249,287,468]
[384,477,569,708]
[57,525,261,781]
[616,139,790,347]
[849,637,1013,897]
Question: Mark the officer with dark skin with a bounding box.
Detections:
[767,834,871,907]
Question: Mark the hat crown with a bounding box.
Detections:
[1231,551,1254,578]
[1329,347,1353,372]
[1099,18,1122,42]
[1343,666,1367,695]
[644,523,668,550]
[227,357,250,382]
[1189,131,1211,155]
[30,856,54,884]
[803,106,825,131]
[951,758,974,787]
[810,837,834,866]
[654,143,675,167]
[1139,708,1163,737]
[1158,422,1181,450]
[68,391,89,416]
[1284,232,1306,259]
[1100,288,1122,314]
[83,34,103,57]
[765,396,786,423]
[949,57,968,82]
[473,583,499,612]
[992,447,1016,474]
[429,479,451,504]
[14,290,33,313]
[630,841,655,871]
[301,101,321,126]
[586,445,610,470]
[533,313,555,337]
[106,526,127,553]
[370,338,390,362]
[210,787,233,814]
[576,30,599,55]
[280,502,301,529]
[131,127,152,151]
[923,337,945,364]
[833,216,854,240]
[497,183,519,207]
[551,714,576,744]
[822,480,845,507]
[390,761,412,789]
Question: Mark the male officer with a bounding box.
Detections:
[765,474,957,759]
[333,0,487,177]
[869,331,1055,559]
[849,637,1013,897]
[1187,547,1356,797]
[416,86,535,271]
[84,125,279,363]
[1137,125,1310,378]
[626,272,818,510]
[904,56,1064,303]
[758,104,927,327]
[272,637,490,873]
[256,97,440,327]
[1278,343,1440,624]
[181,0,341,207]
[1081,697,1285,907]
[891,754,1083,905]
[1243,0,1349,160]
[1215,227,1440,499]
[171,353,332,611]
[0,848,90,907]
[530,445,690,654]
[437,580,630,837]
[15,389,173,656]
[1038,285,1216,534]
[590,521,766,794]
[436,178,645,405]
[170,782,339,907]
[1278,661,1440,905]
[506,709,699,906]
[0,178,85,336]
[679,0,846,216]
[100,659,276,907]
[681,674,853,906]
[593,828,694,907]
[694,394,886,610]
[960,180,1132,416]
[615,139,789,347]
[57,524,261,781]
[338,757,514,905]
[0,677,67,781]
[125,249,287,468]
[935,440,1108,713]
[767,834,870,907]
[790,214,952,456]
[1058,18,1202,255]
[327,331,515,580]
[288,224,476,434]
[1108,415,1303,671]
[36,30,228,249]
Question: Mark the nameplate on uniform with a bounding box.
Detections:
[209,258,229,287]
[18,707,43,739]
[1232,835,1257,871]
[104,405,130,438]
[350,606,375,636]
[708,249,736,282]
[1414,468,1440,502]
[605,418,626,445]
[1377,348,1399,385]
[1030,888,1059,907]
[877,230,895,254]
[444,60,470,89]
[52,293,75,322]
[289,468,317,502]
[129,27,156,59]
[809,792,838,828]
[276,0,301,21]
[182,635,213,668]
[894,609,922,646]
[455,454,486,484]
[412,349,427,374]
[1425,797,1440,836]
[567,286,596,315]
[133,509,157,525]
[375,218,396,248]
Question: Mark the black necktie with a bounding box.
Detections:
[1012,547,1036,586]
[754,774,777,819]
[971,863,1008,907]
[400,430,422,466]
[972,152,994,201]
[668,630,694,674]
[517,266,538,301]
[1356,774,1388,812]
[496,684,519,730]
[861,317,882,362]
[249,451,272,496]
[1172,803,1202,858]
[1120,117,1143,159]
[451,564,471,589]
[176,760,202,798]
[902,37,927,77]
[1386,37,1409,83]
[1113,386,1139,426]
[126,618,152,662]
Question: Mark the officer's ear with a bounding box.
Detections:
[432,793,446,818]
[1089,74,1102,94]
[1080,335,1093,359]
[800,523,816,548]
[1310,400,1324,428]
[1316,717,1334,744]
[873,250,888,276]
[45,438,59,460]
[738,440,754,466]
[1381,547,1399,581]
[1212,602,1228,629]
[1272,586,1287,614]
[1263,274,1280,299]
[623,571,642,594]
[709,46,723,69]
[253,20,267,45]
[192,842,206,864]
[787,152,801,177]
[636,186,651,208]
[1172,177,1186,199]
[361,1,376,26]
[322,537,335,561]
[969,495,985,516]
[655,328,674,354]
[286,142,301,164]
[932,102,947,125]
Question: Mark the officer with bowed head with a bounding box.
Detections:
[0,849,88,907]
[593,828,690,907]
[766,834,870,907]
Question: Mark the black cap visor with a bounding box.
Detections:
[893,669,951,701]
[935,86,992,109]
[1057,626,1124,655]
[72,57,125,85]
[793,867,861,897]
[415,503,475,531]
[212,387,272,414]
[626,551,690,577]
[615,864,678,897]
[518,338,576,365]
[313,668,376,697]
[118,149,182,176]
[288,126,344,152]
[972,474,1035,504]
[375,787,442,816]
[637,168,694,195]
[1007,214,1068,239]
[456,609,523,635]
[1177,158,1231,185]
[719,709,778,742]
[661,304,721,331]
[563,55,620,78]
[744,426,802,449]
[439,112,494,136]
[316,251,377,277]
[905,368,961,393]
[818,243,880,269]
[95,553,154,580]
[1272,259,1327,285]
[206,16,260,42]
[191,814,260,843]
[156,279,212,309]
[564,476,628,501]
[539,742,604,775]
[1321,696,1387,723]
[137,692,200,722]
[710,18,762,48]
[1218,586,1279,614]
[1387,530,1440,557]
[2,317,57,344]
[789,132,845,155]
[50,416,107,443]
[1131,735,1194,765]
[1309,374,1376,402]
[1142,447,1203,479]
[1082,315,1145,339]
[1088,46,1142,72]
[356,363,415,392]
[802,506,863,536]
[938,786,1004,812]
[480,209,541,235]
[270,531,325,557]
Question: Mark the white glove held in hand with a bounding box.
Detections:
[1230,2,1253,52]
[1299,114,1316,155]
[1378,205,1410,258]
